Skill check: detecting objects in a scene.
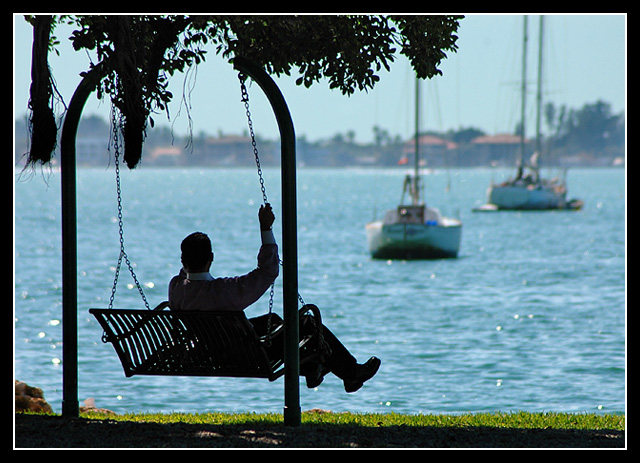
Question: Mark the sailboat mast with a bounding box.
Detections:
[535,15,544,157]
[413,77,421,205]
[532,15,545,182]
[518,15,528,179]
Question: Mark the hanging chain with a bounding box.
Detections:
[239,73,276,344]
[239,74,310,346]
[108,106,150,310]
[239,75,268,205]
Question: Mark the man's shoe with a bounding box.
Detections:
[344,357,381,393]
[305,362,325,389]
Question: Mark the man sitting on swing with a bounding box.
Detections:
[168,203,380,393]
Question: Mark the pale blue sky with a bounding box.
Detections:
[13,14,626,144]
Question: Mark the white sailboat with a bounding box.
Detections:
[475,15,582,212]
[366,80,462,259]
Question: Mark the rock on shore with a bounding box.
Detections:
[15,381,52,414]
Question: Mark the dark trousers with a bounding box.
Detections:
[249,313,358,380]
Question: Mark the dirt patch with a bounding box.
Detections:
[14,413,624,448]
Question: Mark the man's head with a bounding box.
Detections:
[181,232,214,272]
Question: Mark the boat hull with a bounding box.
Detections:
[487,184,567,210]
[366,219,462,259]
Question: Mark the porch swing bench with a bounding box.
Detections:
[90,67,322,383]
[89,303,325,381]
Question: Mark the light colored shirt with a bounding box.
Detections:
[168,230,279,312]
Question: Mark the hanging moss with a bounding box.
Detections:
[106,16,187,168]
[26,16,58,167]
[122,112,145,168]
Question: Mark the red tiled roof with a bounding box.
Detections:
[471,134,527,144]
[403,134,458,152]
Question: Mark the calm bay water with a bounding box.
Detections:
[14,166,626,415]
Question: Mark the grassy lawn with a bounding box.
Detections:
[15,410,625,448]
[100,409,624,430]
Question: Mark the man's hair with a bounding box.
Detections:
[181,232,213,271]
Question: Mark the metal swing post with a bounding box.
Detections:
[233,56,301,426]
[59,66,103,417]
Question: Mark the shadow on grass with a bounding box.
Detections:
[15,413,624,448]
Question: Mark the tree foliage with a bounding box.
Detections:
[553,100,624,153]
[25,14,462,168]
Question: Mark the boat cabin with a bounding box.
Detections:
[382,205,425,225]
